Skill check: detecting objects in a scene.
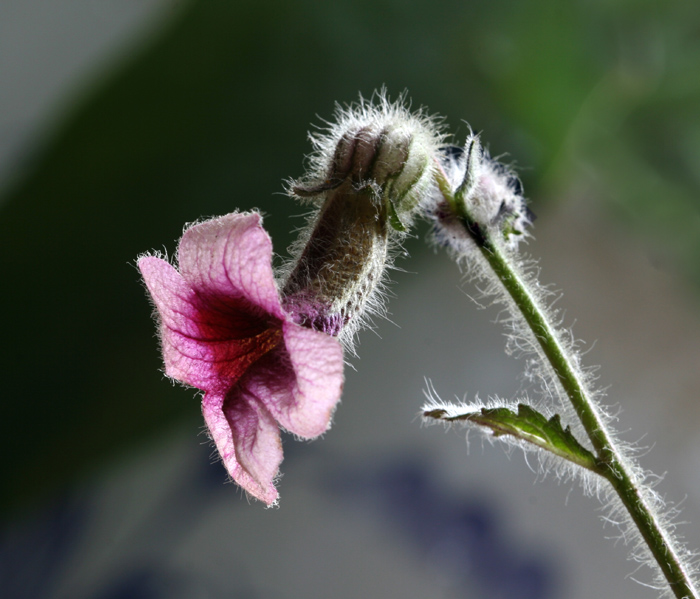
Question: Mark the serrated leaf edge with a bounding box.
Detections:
[424,403,602,474]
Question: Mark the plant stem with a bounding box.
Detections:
[476,235,697,599]
[437,162,698,598]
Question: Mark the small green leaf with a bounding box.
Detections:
[425,403,602,474]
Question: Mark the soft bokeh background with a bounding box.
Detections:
[2,1,700,598]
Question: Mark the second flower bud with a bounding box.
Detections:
[282,97,443,345]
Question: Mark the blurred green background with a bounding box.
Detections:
[2,0,699,517]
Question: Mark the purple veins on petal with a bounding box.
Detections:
[138,211,344,505]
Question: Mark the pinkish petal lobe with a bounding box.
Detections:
[178,212,284,319]
[246,323,344,439]
[139,254,284,395]
[139,256,218,389]
[202,388,282,505]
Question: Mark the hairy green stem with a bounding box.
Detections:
[440,169,698,598]
[478,235,697,599]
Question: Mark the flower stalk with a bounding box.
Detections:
[434,164,699,599]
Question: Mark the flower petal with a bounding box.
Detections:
[139,256,217,389]
[139,255,272,392]
[178,212,284,319]
[202,388,282,505]
[246,322,344,439]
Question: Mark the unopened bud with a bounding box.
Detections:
[433,134,533,252]
[282,94,444,344]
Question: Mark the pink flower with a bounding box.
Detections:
[138,212,344,505]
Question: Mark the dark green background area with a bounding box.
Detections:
[1,0,698,514]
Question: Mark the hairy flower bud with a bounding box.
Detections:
[281,94,444,345]
[432,134,533,253]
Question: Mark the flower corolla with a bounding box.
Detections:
[138,212,344,505]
